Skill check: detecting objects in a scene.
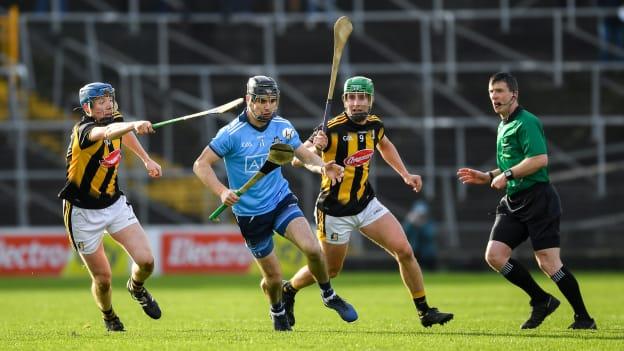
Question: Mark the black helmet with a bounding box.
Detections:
[246,75,280,98]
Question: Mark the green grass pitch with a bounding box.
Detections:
[1,272,622,350]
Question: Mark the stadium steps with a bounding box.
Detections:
[126,154,218,218]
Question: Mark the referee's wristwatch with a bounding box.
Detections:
[504,169,514,180]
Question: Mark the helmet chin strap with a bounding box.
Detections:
[349,112,368,123]
[247,105,274,123]
[344,94,373,123]
[347,105,371,123]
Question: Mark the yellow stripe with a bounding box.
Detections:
[356,132,375,199]
[316,208,326,241]
[62,200,77,250]
[87,144,108,197]
[321,133,338,191]
[62,200,70,231]
[88,139,121,197]
[67,127,88,189]
[327,116,348,128]
[104,139,122,195]
[337,132,358,204]
[412,290,426,299]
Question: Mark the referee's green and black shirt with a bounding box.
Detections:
[496,106,550,196]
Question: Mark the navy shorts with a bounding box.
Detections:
[235,193,304,259]
[489,182,562,251]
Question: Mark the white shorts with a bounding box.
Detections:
[315,197,389,245]
[63,195,138,254]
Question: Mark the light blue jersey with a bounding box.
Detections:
[209,111,303,216]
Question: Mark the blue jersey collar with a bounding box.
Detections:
[239,109,271,132]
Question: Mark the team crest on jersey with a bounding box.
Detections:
[100,149,122,168]
[282,127,294,140]
[344,149,374,167]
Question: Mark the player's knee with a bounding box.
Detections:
[327,265,342,279]
[93,274,112,292]
[303,245,324,263]
[536,259,560,276]
[261,274,282,290]
[393,245,415,263]
[485,250,507,269]
[536,261,549,275]
[138,259,154,274]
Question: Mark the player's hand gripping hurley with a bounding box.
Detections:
[152,98,244,129]
[322,16,353,129]
[208,143,295,222]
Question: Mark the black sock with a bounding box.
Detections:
[102,307,117,320]
[551,266,590,319]
[413,296,429,314]
[500,258,550,304]
[319,281,334,299]
[131,278,144,291]
[271,301,285,314]
[283,281,298,296]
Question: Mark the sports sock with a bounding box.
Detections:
[413,296,430,314]
[500,258,550,303]
[130,278,144,292]
[271,301,285,314]
[102,307,117,320]
[551,266,590,319]
[283,280,298,296]
[319,281,334,299]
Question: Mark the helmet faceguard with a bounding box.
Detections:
[79,82,117,120]
[246,75,280,123]
[342,76,374,123]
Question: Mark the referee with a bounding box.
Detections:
[457,72,596,330]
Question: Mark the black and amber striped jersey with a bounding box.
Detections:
[58,111,124,209]
[313,112,385,216]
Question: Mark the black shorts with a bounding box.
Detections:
[489,182,561,251]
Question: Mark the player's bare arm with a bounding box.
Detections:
[294,144,344,185]
[291,130,326,167]
[88,120,155,141]
[311,130,328,151]
[291,140,317,167]
[193,146,239,206]
[122,133,162,178]
[376,135,422,192]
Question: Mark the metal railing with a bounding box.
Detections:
[1,5,622,263]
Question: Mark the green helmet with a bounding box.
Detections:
[343,76,374,96]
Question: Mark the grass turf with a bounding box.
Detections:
[0,272,622,350]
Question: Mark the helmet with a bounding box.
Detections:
[246,75,280,98]
[343,76,374,96]
[246,76,279,123]
[79,82,115,106]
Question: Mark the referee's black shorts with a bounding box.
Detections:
[489,182,562,251]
